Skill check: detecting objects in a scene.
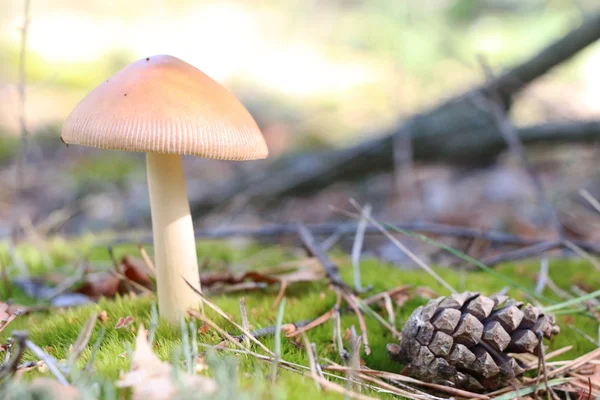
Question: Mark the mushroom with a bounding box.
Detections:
[61,55,268,322]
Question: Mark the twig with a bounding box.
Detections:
[67,313,97,366]
[189,310,250,353]
[272,280,287,310]
[348,200,457,294]
[301,332,320,390]
[323,365,490,400]
[184,279,275,356]
[333,305,348,363]
[0,310,23,335]
[138,244,156,275]
[342,293,371,356]
[103,222,600,256]
[347,326,361,392]
[298,224,353,293]
[286,309,335,338]
[0,332,26,379]
[478,56,563,238]
[579,189,600,214]
[382,292,395,326]
[536,258,549,295]
[351,204,371,292]
[23,337,69,385]
[479,240,562,267]
[534,331,559,400]
[563,240,600,271]
[239,297,250,348]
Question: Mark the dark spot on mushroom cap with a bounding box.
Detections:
[124,93,127,96]
[146,57,150,61]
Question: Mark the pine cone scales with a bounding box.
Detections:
[387,292,560,391]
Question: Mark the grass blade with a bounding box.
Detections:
[270,297,286,383]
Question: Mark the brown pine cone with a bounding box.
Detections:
[387,292,560,392]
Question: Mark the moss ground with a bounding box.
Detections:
[0,239,599,399]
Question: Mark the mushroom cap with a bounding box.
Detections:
[61,55,268,161]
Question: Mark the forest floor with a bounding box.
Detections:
[0,237,599,399]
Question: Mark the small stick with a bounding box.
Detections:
[348,200,457,294]
[382,292,395,326]
[580,189,600,214]
[272,280,287,310]
[323,365,489,400]
[312,342,324,379]
[534,331,558,400]
[351,203,371,292]
[348,326,361,392]
[188,310,250,353]
[68,313,97,366]
[0,310,23,334]
[23,337,69,385]
[286,309,335,338]
[480,240,562,267]
[535,258,549,295]
[301,332,321,390]
[298,224,353,293]
[342,293,371,356]
[184,280,274,356]
[137,244,156,275]
[333,305,348,363]
[563,240,600,271]
[0,334,26,379]
[102,222,600,256]
[478,56,563,239]
[239,297,250,348]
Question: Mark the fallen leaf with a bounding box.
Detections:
[0,302,24,334]
[28,378,81,400]
[116,324,216,400]
[76,272,120,299]
[121,255,154,289]
[115,316,135,329]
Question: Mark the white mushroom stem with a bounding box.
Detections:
[146,153,201,322]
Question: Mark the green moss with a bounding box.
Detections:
[1,239,599,399]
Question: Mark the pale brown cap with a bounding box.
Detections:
[61,55,268,161]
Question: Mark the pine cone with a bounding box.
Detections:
[387,292,560,392]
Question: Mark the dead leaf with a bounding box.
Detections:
[200,260,324,296]
[116,324,216,400]
[28,378,81,400]
[0,302,24,334]
[115,316,135,329]
[121,255,154,289]
[76,272,120,299]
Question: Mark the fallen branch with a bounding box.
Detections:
[188,12,600,212]
[105,221,600,256]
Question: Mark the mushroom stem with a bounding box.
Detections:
[146,153,201,322]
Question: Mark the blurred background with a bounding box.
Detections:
[2,0,600,262]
